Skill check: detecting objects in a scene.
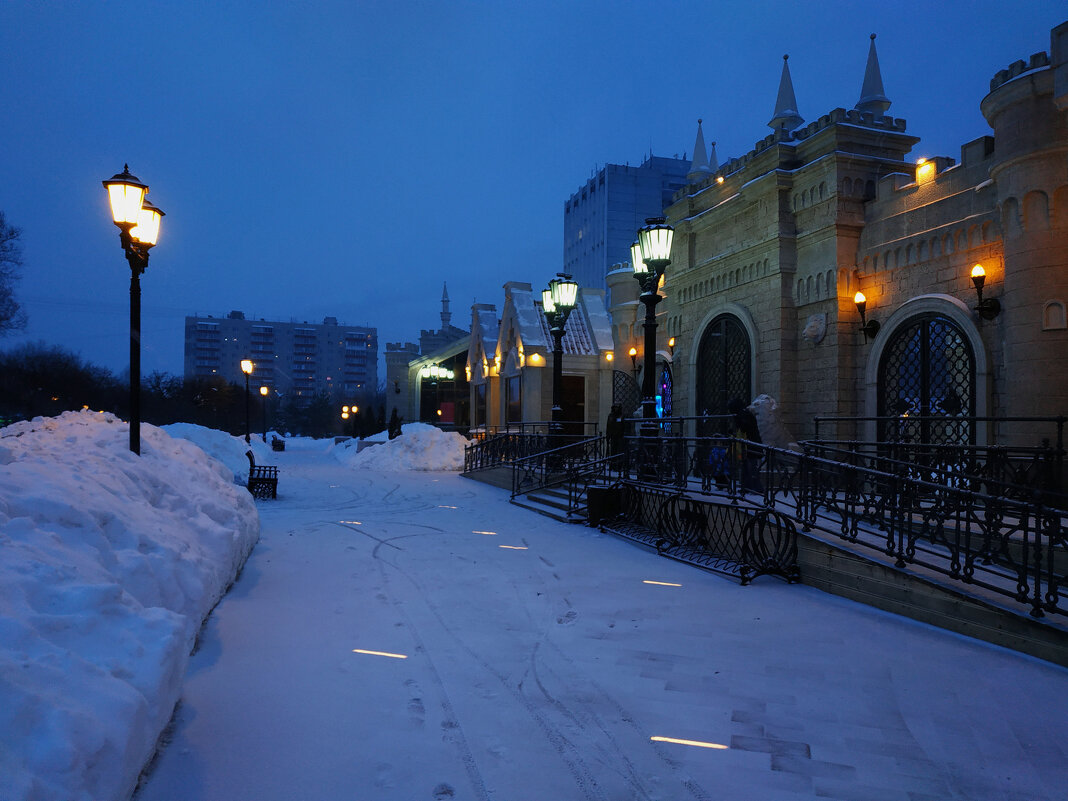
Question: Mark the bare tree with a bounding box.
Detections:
[0,211,27,335]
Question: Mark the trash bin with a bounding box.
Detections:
[586,486,620,527]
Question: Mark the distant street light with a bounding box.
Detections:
[631,217,674,438]
[241,360,254,444]
[102,165,164,455]
[541,273,579,437]
[259,385,269,442]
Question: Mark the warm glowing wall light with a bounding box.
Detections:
[606,352,614,362]
[651,736,729,750]
[352,649,408,659]
[916,158,936,184]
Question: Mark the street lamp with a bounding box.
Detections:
[259,385,269,442]
[241,359,254,444]
[541,273,579,435]
[102,165,164,455]
[631,217,674,437]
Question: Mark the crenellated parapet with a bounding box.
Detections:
[989,51,1051,92]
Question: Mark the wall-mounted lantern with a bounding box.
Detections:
[854,292,880,341]
[970,265,1001,320]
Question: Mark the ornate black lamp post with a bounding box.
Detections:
[102,165,164,455]
[240,360,254,444]
[259,385,269,442]
[541,273,579,435]
[630,217,674,437]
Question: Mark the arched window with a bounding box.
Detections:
[877,313,976,444]
[695,314,751,421]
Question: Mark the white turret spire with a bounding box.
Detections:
[687,119,711,182]
[856,33,891,116]
[440,282,452,330]
[768,54,804,132]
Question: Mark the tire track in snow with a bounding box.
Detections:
[374,550,611,801]
[372,553,493,801]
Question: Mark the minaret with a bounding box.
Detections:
[440,282,452,331]
[856,33,891,116]
[768,54,804,132]
[687,119,711,182]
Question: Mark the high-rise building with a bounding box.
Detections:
[183,311,378,404]
[563,155,691,294]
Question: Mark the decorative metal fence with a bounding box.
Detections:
[463,421,598,472]
[510,436,607,502]
[603,482,800,584]
[623,434,1067,619]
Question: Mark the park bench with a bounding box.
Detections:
[271,436,285,452]
[245,450,278,499]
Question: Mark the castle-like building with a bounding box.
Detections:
[604,22,1068,445]
[394,22,1067,448]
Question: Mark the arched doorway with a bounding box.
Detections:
[877,313,976,444]
[695,314,751,423]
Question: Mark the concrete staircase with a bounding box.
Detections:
[510,485,584,523]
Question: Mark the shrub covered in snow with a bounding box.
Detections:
[333,422,467,471]
[0,411,259,801]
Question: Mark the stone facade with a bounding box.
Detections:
[617,22,1068,446]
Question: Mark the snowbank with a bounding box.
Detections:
[162,422,275,483]
[333,423,467,471]
[0,411,260,801]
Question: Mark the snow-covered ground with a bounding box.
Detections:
[134,435,1066,801]
[0,413,259,801]
[5,415,1068,800]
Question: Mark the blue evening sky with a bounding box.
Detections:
[1,1,1063,379]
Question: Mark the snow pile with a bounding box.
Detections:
[333,423,467,471]
[162,422,274,483]
[0,411,259,801]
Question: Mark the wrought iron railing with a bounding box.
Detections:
[463,421,598,472]
[510,436,606,502]
[803,440,1066,507]
[463,431,549,472]
[623,434,1067,619]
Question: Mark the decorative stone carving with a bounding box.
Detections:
[802,313,827,344]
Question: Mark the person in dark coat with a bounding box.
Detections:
[605,404,625,457]
[728,398,763,493]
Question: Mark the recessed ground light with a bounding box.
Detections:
[352,649,408,659]
[643,580,682,587]
[650,736,728,749]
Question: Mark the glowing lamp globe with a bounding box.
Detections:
[130,199,164,247]
[102,165,148,227]
[638,217,673,269]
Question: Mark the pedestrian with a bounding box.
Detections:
[606,404,624,458]
[728,397,763,493]
[387,407,403,440]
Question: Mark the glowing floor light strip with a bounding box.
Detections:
[472,530,498,535]
[651,736,728,750]
[438,505,458,509]
[643,580,682,587]
[339,520,362,525]
[499,545,528,550]
[352,649,408,659]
